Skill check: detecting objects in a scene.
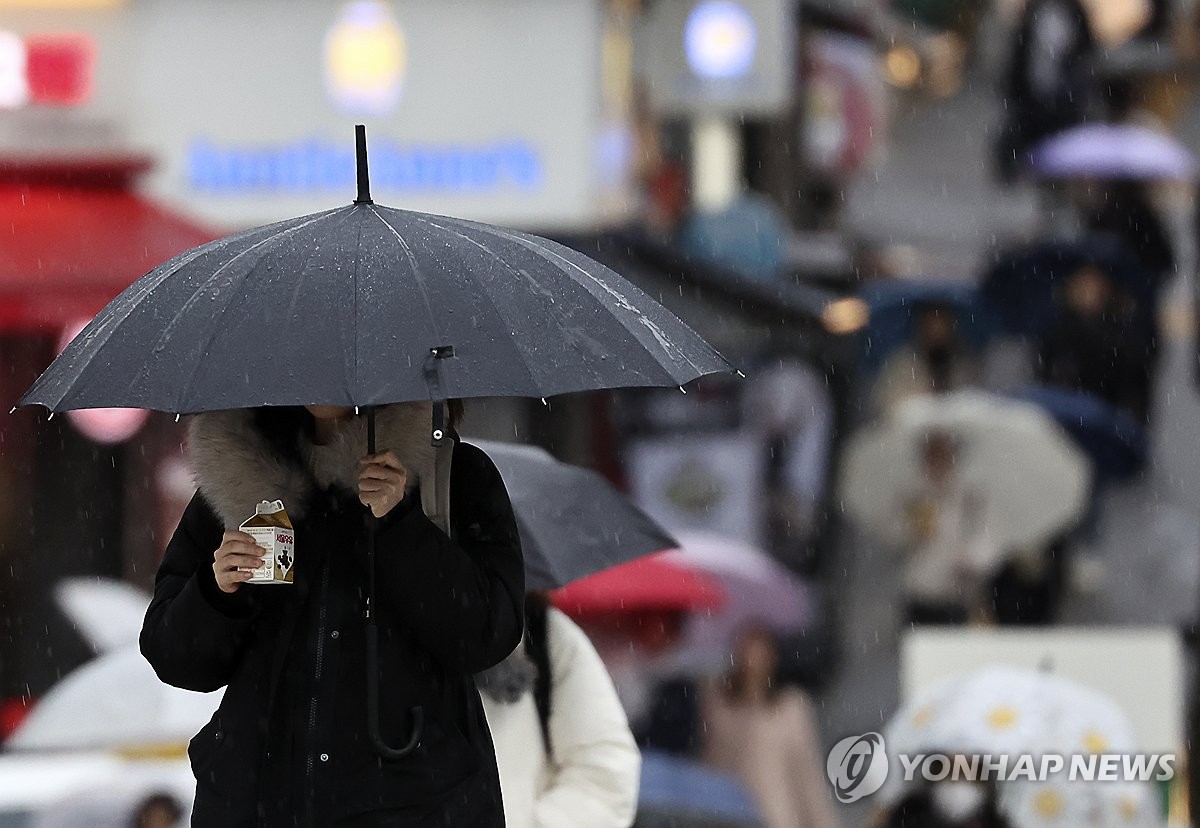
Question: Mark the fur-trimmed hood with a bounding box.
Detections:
[187,403,438,530]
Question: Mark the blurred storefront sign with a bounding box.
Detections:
[628,432,766,546]
[638,0,795,116]
[0,30,94,108]
[0,0,635,231]
[802,30,885,177]
[131,0,633,230]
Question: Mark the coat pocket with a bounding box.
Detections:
[187,711,225,781]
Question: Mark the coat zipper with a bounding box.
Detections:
[305,554,332,822]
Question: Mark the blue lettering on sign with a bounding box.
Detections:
[187,136,544,194]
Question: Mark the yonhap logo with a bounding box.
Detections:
[827,732,889,803]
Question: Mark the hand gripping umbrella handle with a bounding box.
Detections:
[363,407,424,759]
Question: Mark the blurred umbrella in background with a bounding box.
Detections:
[6,647,220,753]
[997,777,1163,828]
[1030,123,1196,181]
[636,750,763,827]
[474,440,676,591]
[1012,384,1149,480]
[659,531,814,673]
[840,391,1090,551]
[980,234,1155,338]
[858,279,992,371]
[881,665,1155,826]
[552,552,725,620]
[54,577,149,655]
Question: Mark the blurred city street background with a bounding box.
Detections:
[1,0,1199,826]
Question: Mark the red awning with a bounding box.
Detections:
[0,157,216,332]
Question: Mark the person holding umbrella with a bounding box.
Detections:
[140,399,525,825]
[19,126,729,827]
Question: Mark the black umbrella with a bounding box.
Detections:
[17,126,732,760]
[474,440,676,591]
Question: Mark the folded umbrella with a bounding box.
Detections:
[473,440,676,590]
[17,126,731,760]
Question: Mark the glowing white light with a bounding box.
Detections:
[684,0,757,80]
[324,1,406,115]
[0,31,28,109]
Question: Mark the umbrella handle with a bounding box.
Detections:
[366,622,424,759]
[362,406,424,759]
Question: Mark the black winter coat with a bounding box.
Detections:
[141,430,524,827]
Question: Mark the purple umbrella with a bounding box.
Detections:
[662,531,814,672]
[1031,123,1196,181]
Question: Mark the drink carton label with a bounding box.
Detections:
[238,500,295,585]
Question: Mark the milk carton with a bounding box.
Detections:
[239,500,295,584]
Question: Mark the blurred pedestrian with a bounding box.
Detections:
[900,432,1000,626]
[872,304,983,417]
[995,0,1098,183]
[476,592,641,828]
[140,402,525,826]
[872,782,1012,828]
[700,626,840,828]
[131,792,184,828]
[1036,264,1149,419]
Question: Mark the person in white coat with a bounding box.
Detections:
[476,593,641,828]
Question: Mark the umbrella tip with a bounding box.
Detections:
[354,124,372,205]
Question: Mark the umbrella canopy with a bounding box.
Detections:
[7,646,221,752]
[637,750,763,826]
[997,778,1163,828]
[882,665,1150,822]
[19,129,729,415]
[859,280,993,371]
[552,552,724,618]
[473,440,676,590]
[981,235,1155,338]
[840,391,1091,551]
[1031,123,1196,181]
[55,577,148,654]
[661,531,814,672]
[1012,384,1148,479]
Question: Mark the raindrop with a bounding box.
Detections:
[679,386,687,394]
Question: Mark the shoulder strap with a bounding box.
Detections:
[419,441,454,535]
[524,597,553,757]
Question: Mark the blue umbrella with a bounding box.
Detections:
[980,235,1155,337]
[858,280,992,371]
[1011,384,1148,479]
[638,751,763,826]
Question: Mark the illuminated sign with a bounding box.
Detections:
[324,1,406,115]
[187,136,543,194]
[685,0,757,80]
[0,31,94,109]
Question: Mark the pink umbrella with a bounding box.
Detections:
[662,531,814,672]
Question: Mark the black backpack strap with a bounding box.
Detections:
[523,594,553,758]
